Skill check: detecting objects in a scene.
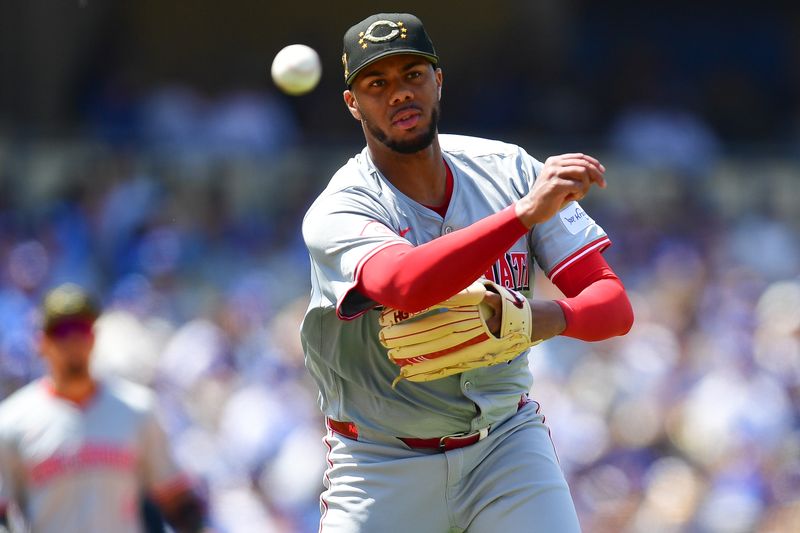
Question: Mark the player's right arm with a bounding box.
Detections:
[304,153,606,318]
[354,153,607,312]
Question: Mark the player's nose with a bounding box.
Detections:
[389,85,414,106]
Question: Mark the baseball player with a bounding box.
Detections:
[301,13,634,533]
[0,283,207,533]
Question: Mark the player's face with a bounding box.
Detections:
[40,320,95,380]
[345,54,442,154]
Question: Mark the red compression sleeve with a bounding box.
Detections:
[552,250,634,341]
[356,205,528,313]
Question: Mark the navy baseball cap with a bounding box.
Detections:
[342,13,438,85]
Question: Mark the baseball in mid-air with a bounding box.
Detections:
[271,44,322,96]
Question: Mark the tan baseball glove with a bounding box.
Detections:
[379,280,541,386]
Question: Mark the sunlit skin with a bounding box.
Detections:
[39,322,97,403]
[343,54,608,340]
[344,54,447,207]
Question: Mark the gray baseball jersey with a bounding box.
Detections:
[301,134,609,438]
[0,378,186,533]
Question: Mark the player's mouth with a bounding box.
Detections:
[391,106,422,129]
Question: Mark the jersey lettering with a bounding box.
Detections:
[483,264,497,284]
[497,256,514,288]
[28,443,136,485]
[483,251,529,291]
[509,252,530,288]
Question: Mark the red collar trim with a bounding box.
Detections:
[41,378,99,409]
[421,160,453,218]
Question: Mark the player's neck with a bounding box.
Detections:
[46,373,97,406]
[368,138,447,206]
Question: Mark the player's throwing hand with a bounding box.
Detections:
[515,153,606,228]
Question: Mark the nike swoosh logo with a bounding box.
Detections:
[399,227,411,237]
[506,290,525,310]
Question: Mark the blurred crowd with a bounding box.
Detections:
[532,158,800,532]
[0,131,325,531]
[1,130,798,532]
[5,3,800,150]
[1,3,799,532]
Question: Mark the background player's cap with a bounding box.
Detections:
[41,283,100,333]
[342,13,438,86]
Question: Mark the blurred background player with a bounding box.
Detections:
[0,283,207,533]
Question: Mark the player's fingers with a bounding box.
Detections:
[549,152,584,161]
[555,165,600,184]
[555,163,606,189]
[577,153,604,171]
[554,159,604,180]
[553,159,603,183]
[548,153,605,173]
[555,158,601,169]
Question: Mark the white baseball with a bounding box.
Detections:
[270,44,322,96]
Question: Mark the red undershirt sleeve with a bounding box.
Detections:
[552,250,634,341]
[356,207,633,342]
[356,205,528,313]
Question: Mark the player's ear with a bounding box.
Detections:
[435,68,443,100]
[343,89,362,121]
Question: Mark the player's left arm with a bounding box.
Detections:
[552,248,634,340]
[150,480,207,533]
[0,505,8,532]
[517,149,632,342]
[484,249,633,341]
[140,410,208,532]
[0,426,21,533]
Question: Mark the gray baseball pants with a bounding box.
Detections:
[318,401,581,533]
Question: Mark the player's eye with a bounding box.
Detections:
[407,71,422,79]
[368,79,386,88]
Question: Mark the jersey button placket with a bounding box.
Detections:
[443,225,453,235]
[461,377,487,429]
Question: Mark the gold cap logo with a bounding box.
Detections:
[357,20,407,49]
